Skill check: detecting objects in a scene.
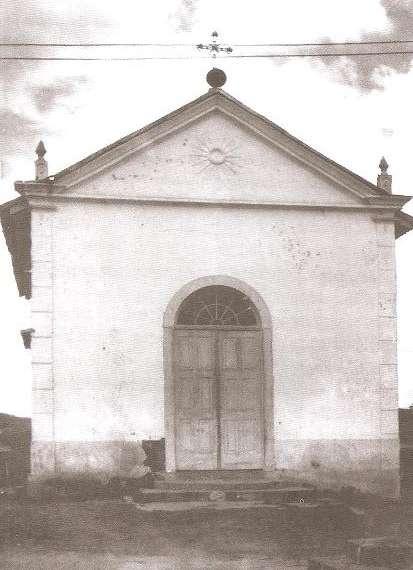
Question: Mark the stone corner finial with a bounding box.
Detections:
[35,140,48,180]
[377,156,392,193]
[36,140,46,158]
[379,156,389,173]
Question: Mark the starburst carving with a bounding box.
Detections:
[190,139,242,174]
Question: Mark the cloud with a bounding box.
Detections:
[0,1,108,185]
[30,76,88,114]
[0,109,42,158]
[170,0,200,32]
[0,109,43,180]
[0,1,108,43]
[319,0,413,90]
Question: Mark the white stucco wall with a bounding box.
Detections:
[29,109,399,494]
[48,202,378,437]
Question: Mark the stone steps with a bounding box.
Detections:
[135,499,288,513]
[166,469,264,480]
[139,485,315,504]
[154,478,280,490]
[132,496,365,537]
[134,475,366,537]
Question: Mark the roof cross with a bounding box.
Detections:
[197,31,233,58]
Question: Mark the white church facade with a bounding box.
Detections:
[2,69,413,497]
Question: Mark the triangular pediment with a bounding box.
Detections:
[21,89,394,206]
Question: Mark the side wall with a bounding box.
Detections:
[30,202,400,495]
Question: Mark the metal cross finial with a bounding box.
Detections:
[197,31,233,58]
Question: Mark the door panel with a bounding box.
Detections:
[173,328,264,470]
[219,330,264,469]
[174,330,218,469]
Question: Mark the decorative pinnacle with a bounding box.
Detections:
[36,140,46,158]
[35,140,48,180]
[379,156,389,173]
[377,156,392,193]
[197,31,233,59]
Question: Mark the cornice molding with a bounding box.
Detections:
[366,195,411,209]
[15,181,66,195]
[21,191,408,213]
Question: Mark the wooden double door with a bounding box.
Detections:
[173,328,264,470]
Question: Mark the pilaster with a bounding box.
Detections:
[375,215,399,494]
[30,208,55,477]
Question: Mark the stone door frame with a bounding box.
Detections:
[163,275,275,472]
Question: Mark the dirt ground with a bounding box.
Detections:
[0,499,349,569]
[0,499,412,569]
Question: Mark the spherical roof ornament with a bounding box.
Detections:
[206,67,227,89]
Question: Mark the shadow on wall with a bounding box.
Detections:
[0,414,31,486]
[400,408,413,502]
[142,438,165,473]
[112,438,166,475]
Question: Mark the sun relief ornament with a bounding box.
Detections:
[190,139,242,174]
[208,147,226,165]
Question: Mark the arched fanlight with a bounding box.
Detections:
[176,286,260,327]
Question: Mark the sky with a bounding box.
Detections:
[1,0,413,417]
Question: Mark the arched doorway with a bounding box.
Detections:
[165,280,271,471]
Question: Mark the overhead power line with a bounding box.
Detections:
[1,39,413,48]
[0,42,193,47]
[236,39,413,47]
[1,51,413,61]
